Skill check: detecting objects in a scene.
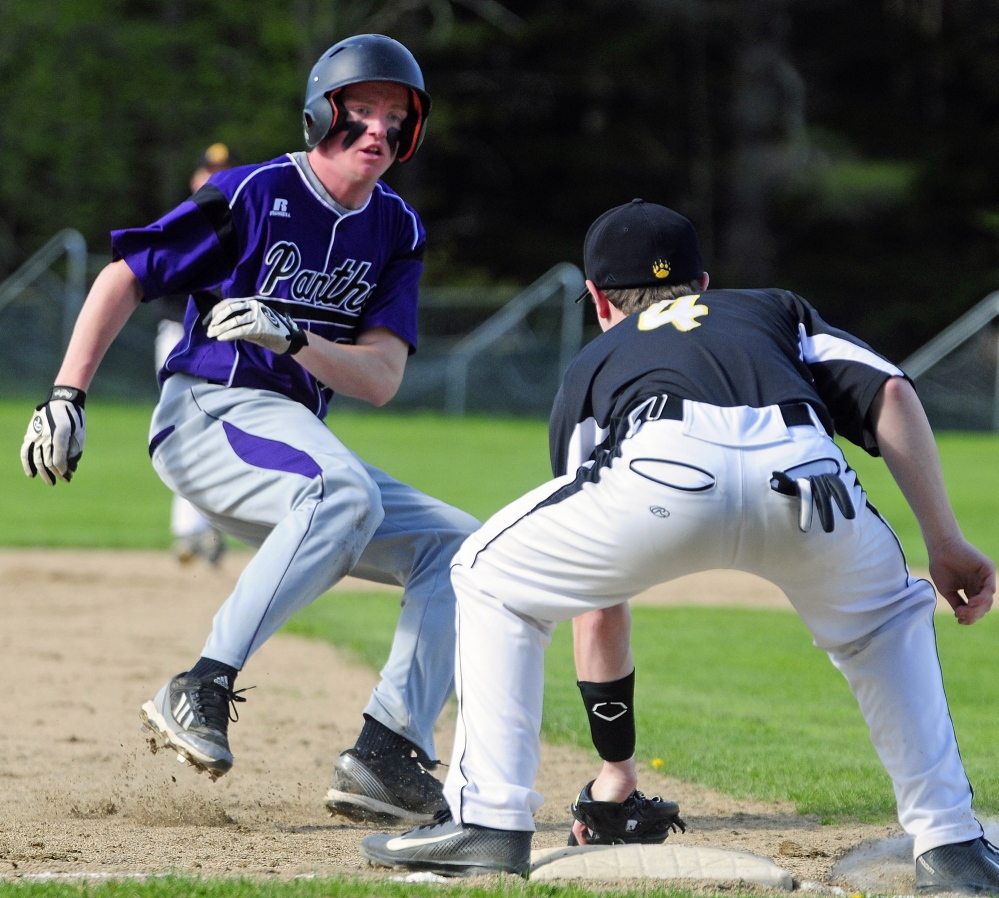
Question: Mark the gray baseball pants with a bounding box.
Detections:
[149,373,479,758]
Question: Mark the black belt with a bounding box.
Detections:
[650,396,815,428]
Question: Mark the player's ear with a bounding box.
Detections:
[588,282,615,327]
[698,272,710,291]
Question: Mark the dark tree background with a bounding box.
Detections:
[2,0,998,361]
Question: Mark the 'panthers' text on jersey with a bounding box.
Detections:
[549,289,906,477]
[112,152,425,418]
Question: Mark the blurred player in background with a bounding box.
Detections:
[156,143,232,566]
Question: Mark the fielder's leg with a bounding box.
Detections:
[362,418,737,874]
[825,598,980,857]
[749,429,984,863]
[358,556,541,877]
[445,560,554,831]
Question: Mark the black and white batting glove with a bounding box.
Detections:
[205,298,308,355]
[770,470,856,533]
[21,386,87,486]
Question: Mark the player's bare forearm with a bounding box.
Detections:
[872,376,996,622]
[573,605,633,681]
[55,260,143,391]
[295,326,408,406]
[570,755,642,844]
[573,604,639,816]
[872,377,960,549]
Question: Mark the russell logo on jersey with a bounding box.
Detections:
[269,198,291,218]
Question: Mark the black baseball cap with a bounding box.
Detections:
[576,199,703,301]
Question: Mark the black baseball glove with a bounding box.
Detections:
[569,780,686,846]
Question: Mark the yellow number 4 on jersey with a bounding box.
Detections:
[637,294,709,332]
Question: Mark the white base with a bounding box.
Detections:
[530,843,794,889]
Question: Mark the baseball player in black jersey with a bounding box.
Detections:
[360,200,999,890]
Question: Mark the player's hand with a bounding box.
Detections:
[928,536,996,625]
[21,386,87,486]
[205,298,308,355]
[568,779,685,846]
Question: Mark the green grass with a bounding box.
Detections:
[1,399,995,563]
[0,401,549,547]
[839,432,999,569]
[2,402,175,547]
[288,592,999,826]
[0,877,708,898]
[4,401,999,820]
[284,590,402,672]
[317,409,551,523]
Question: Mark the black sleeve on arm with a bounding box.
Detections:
[191,184,239,270]
[549,385,571,477]
[792,293,906,457]
[810,365,905,456]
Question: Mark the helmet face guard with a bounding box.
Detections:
[302,34,431,163]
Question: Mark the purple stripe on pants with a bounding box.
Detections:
[148,425,175,457]
[222,421,322,479]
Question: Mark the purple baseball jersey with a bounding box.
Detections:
[112,153,425,418]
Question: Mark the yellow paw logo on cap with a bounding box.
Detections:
[652,259,670,278]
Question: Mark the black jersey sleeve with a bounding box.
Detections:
[549,383,570,476]
[548,347,610,477]
[790,294,907,455]
[549,379,600,477]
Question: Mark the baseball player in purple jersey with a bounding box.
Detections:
[361,201,999,891]
[20,34,479,825]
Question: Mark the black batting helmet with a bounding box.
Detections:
[302,34,431,162]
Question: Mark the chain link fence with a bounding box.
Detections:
[8,230,999,430]
[0,230,585,416]
[901,292,999,432]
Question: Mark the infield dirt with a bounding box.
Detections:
[0,549,928,889]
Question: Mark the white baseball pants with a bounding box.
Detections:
[444,400,982,857]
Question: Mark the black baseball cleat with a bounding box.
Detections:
[140,671,247,779]
[360,810,533,877]
[326,747,446,825]
[916,837,999,894]
[568,780,687,846]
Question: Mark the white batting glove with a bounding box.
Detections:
[21,386,87,486]
[205,298,308,355]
